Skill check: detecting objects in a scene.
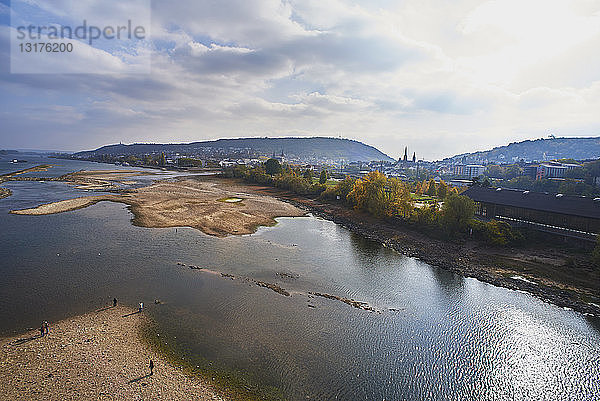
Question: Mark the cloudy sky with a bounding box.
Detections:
[1,0,600,160]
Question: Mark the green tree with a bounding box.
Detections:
[504,165,523,180]
[337,177,356,203]
[159,152,166,167]
[303,169,313,180]
[485,165,503,178]
[265,158,282,175]
[585,160,600,178]
[143,155,155,166]
[319,170,328,184]
[471,176,491,187]
[441,193,475,234]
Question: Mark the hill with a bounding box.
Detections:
[74,137,393,163]
[443,137,600,164]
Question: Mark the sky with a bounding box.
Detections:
[1,0,600,160]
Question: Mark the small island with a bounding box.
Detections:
[9,172,305,237]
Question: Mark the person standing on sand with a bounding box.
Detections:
[149,360,154,375]
[139,302,143,313]
[113,298,117,307]
[43,321,49,335]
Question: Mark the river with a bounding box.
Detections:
[1,154,599,400]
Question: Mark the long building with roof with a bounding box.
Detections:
[462,186,600,241]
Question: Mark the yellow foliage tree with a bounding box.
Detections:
[348,171,412,218]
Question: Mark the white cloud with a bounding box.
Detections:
[2,0,600,159]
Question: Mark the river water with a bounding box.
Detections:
[1,154,599,400]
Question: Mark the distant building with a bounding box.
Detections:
[454,164,485,179]
[534,162,579,180]
[448,179,472,187]
[524,165,538,178]
[463,186,600,240]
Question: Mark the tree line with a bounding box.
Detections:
[224,159,522,246]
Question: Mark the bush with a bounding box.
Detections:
[484,220,523,246]
[319,186,338,200]
[310,183,327,195]
[591,235,600,268]
[469,219,523,246]
[409,206,439,229]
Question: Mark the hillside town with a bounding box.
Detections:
[62,138,600,194]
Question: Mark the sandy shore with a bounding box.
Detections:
[11,175,305,237]
[10,196,109,215]
[60,170,151,190]
[0,306,225,401]
[0,165,53,181]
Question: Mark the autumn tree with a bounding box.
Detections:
[437,180,448,199]
[415,181,423,195]
[348,171,412,218]
[426,179,437,197]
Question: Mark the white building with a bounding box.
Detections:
[535,163,579,179]
[454,164,486,179]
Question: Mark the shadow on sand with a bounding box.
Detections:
[128,373,153,384]
[122,310,142,318]
[10,334,41,346]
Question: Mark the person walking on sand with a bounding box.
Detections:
[43,321,49,336]
[113,298,117,307]
[149,360,154,376]
[139,302,144,313]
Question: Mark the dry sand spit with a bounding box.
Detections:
[0,306,224,401]
[10,175,305,237]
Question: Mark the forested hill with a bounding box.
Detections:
[74,137,393,162]
[443,137,600,163]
